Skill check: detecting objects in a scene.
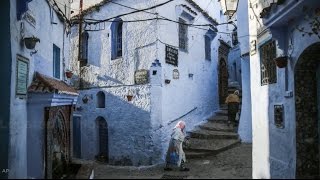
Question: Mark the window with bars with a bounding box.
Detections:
[260,40,277,85]
[179,18,188,51]
[80,31,89,65]
[205,35,211,60]
[116,22,122,57]
[111,19,123,60]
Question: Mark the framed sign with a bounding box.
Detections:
[165,45,178,66]
[134,69,149,84]
[173,69,179,79]
[16,55,29,97]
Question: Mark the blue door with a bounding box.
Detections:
[73,116,81,158]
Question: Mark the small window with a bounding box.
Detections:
[178,18,188,51]
[80,31,89,66]
[96,91,105,108]
[111,18,123,60]
[260,40,277,85]
[204,35,211,60]
[53,44,60,79]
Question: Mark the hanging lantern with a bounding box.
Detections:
[220,0,239,19]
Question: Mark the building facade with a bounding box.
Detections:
[0,0,78,179]
[69,0,231,166]
[241,0,320,178]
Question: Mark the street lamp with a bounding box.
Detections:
[220,0,239,19]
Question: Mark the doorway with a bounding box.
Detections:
[294,42,320,178]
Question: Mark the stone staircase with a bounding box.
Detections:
[185,84,242,159]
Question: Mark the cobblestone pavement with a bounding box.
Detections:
[79,143,252,179]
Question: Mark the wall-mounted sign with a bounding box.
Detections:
[165,45,178,66]
[250,40,257,55]
[16,55,29,97]
[24,11,36,28]
[173,69,179,79]
[134,69,149,84]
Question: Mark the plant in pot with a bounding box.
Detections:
[273,56,288,68]
[24,36,40,49]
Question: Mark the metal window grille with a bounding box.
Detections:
[179,18,188,51]
[80,31,89,64]
[205,35,211,60]
[116,22,123,57]
[260,40,277,85]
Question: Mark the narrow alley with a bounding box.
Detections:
[1,0,320,179]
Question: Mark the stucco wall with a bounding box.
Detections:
[9,0,70,178]
[247,0,320,178]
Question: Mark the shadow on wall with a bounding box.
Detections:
[75,78,163,166]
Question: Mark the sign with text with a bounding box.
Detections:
[165,45,178,66]
[134,69,149,84]
[16,55,29,97]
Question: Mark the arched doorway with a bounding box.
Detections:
[295,42,320,178]
[96,116,109,163]
[219,58,228,105]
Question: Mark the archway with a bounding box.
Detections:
[96,116,109,163]
[295,42,320,178]
[219,58,228,105]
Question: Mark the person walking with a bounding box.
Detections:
[164,120,190,171]
[225,90,240,127]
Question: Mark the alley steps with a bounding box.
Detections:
[199,121,235,132]
[187,139,241,152]
[185,84,243,160]
[189,128,239,139]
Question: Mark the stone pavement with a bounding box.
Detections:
[76,143,252,179]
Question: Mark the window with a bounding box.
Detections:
[205,35,211,60]
[179,18,188,51]
[111,18,123,60]
[53,44,60,79]
[80,31,89,66]
[260,40,277,85]
[96,91,105,108]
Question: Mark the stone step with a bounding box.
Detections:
[220,105,242,111]
[215,110,228,116]
[185,138,241,153]
[199,121,235,132]
[188,128,239,139]
[184,150,212,159]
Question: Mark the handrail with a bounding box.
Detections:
[167,107,197,125]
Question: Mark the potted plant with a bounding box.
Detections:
[273,56,288,68]
[65,70,73,78]
[24,36,40,49]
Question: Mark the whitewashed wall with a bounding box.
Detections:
[9,0,70,178]
[232,0,252,143]
[70,0,229,165]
